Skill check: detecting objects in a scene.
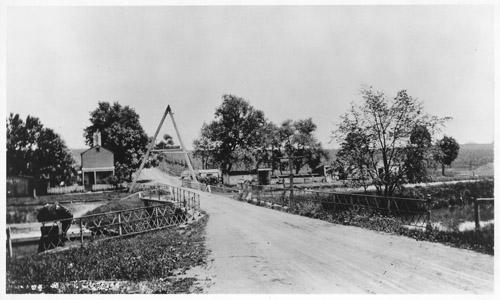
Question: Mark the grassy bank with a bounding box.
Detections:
[6,215,208,294]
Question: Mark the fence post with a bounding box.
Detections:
[79,218,84,244]
[118,213,123,236]
[426,194,432,229]
[7,227,12,258]
[474,198,480,231]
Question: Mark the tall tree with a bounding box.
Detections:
[83,102,153,181]
[193,95,268,173]
[279,118,328,174]
[333,131,373,191]
[7,113,76,185]
[404,125,434,183]
[434,135,460,176]
[193,123,218,170]
[333,86,450,196]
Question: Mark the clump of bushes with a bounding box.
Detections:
[394,180,494,209]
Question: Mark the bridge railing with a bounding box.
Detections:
[7,185,203,256]
[182,179,429,228]
[33,202,189,254]
[135,183,201,214]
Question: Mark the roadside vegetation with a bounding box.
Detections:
[6,215,208,294]
[289,202,493,255]
[287,180,494,255]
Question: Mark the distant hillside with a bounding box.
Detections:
[452,143,494,169]
[324,143,493,169]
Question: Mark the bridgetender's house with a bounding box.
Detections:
[81,145,115,190]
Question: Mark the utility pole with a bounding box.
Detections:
[279,156,304,206]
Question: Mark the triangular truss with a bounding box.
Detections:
[130,105,197,192]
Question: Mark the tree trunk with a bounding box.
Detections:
[441,163,446,176]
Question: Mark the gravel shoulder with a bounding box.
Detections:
[189,192,494,294]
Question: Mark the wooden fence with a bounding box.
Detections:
[47,185,85,195]
[47,183,129,195]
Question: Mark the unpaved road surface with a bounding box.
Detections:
[138,169,494,293]
[189,193,493,294]
[134,168,181,186]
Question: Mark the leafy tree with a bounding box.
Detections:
[83,102,154,182]
[255,122,281,171]
[434,135,460,176]
[278,118,328,174]
[193,123,217,170]
[194,95,327,175]
[333,131,373,191]
[156,134,175,149]
[193,95,267,173]
[7,113,76,185]
[333,86,450,196]
[404,125,434,183]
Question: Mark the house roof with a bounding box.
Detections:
[80,145,113,156]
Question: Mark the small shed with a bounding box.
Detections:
[222,170,256,186]
[257,168,272,185]
[198,169,222,179]
[81,145,115,190]
[222,168,272,186]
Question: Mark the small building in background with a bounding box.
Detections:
[80,131,115,190]
[222,170,256,186]
[222,168,272,186]
[6,175,33,197]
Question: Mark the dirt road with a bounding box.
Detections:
[134,168,181,186]
[137,169,493,293]
[188,192,493,294]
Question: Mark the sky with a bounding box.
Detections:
[4,5,495,150]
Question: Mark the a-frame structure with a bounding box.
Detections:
[130,105,197,192]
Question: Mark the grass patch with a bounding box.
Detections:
[6,215,208,294]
